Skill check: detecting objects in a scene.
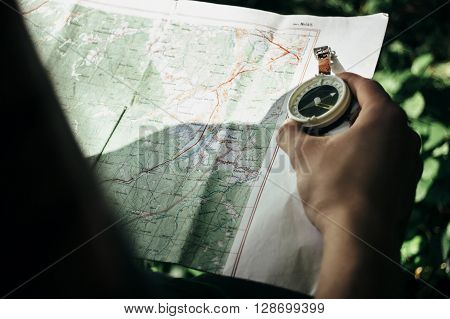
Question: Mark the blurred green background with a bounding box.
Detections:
[147,0,450,298]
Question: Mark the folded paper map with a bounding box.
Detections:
[20,0,388,294]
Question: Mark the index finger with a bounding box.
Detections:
[338,72,402,127]
[338,72,393,110]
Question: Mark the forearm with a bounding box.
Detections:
[314,206,403,298]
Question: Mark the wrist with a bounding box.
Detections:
[315,204,403,298]
[319,202,401,258]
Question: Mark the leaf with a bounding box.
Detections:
[414,255,421,265]
[373,70,410,96]
[402,91,425,119]
[422,157,440,180]
[411,53,433,76]
[401,235,422,262]
[410,118,430,136]
[423,122,448,151]
[415,158,439,202]
[442,222,450,259]
[388,40,406,54]
[432,142,449,157]
[426,62,450,85]
[187,268,203,277]
[169,265,186,278]
[415,178,432,202]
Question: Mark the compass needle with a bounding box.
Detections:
[318,103,333,109]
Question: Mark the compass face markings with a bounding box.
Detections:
[297,85,339,117]
[287,75,351,128]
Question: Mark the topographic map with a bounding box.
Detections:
[19,0,320,273]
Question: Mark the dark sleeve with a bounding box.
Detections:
[1,0,148,298]
[0,0,310,299]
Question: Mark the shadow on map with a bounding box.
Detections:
[87,92,292,272]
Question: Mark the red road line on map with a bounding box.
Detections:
[108,60,261,184]
[256,31,300,62]
[107,30,302,185]
[231,30,320,276]
[123,67,256,178]
[269,51,289,64]
[106,104,218,184]
[231,144,279,276]
[216,66,256,90]
[106,84,225,184]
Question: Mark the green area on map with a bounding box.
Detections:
[21,0,312,272]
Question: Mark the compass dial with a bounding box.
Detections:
[287,75,351,128]
[297,85,339,117]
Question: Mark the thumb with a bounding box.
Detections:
[276,119,324,171]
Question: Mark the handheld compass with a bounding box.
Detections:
[286,46,358,134]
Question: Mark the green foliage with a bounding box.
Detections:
[411,54,434,76]
[401,235,423,263]
[143,260,203,278]
[149,0,450,297]
[402,92,425,119]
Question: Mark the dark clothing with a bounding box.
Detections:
[0,0,308,298]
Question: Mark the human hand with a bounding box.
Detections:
[276,73,423,297]
[277,72,422,239]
